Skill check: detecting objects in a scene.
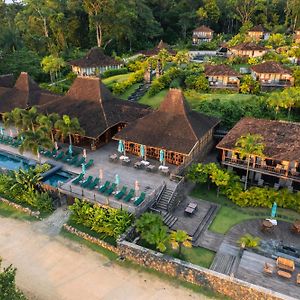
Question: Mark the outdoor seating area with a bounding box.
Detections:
[184,202,198,216]
[0,135,22,148]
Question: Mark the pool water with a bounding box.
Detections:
[43,171,73,187]
[0,152,29,170]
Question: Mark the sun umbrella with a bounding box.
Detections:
[99,168,103,181]
[9,129,13,137]
[140,144,145,159]
[135,180,140,197]
[68,144,73,155]
[271,202,277,218]
[54,141,58,150]
[159,149,165,165]
[81,163,86,175]
[115,174,120,187]
[118,140,125,154]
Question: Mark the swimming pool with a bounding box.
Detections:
[42,170,73,187]
[0,151,30,171]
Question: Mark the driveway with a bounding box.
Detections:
[0,212,212,300]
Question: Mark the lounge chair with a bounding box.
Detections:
[54,151,64,160]
[134,192,146,206]
[72,173,84,185]
[62,154,72,163]
[105,183,117,196]
[123,189,134,202]
[99,181,110,193]
[81,176,93,188]
[88,178,100,190]
[68,155,79,165]
[74,157,85,167]
[115,186,127,200]
[85,159,94,169]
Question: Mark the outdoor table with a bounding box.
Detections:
[134,161,142,169]
[262,220,275,232]
[276,257,295,272]
[146,165,156,172]
[188,202,198,210]
[119,155,129,161]
[277,270,292,279]
[159,165,169,171]
[184,206,194,215]
[122,158,131,166]
[141,160,150,166]
[292,220,300,234]
[161,168,170,176]
[109,154,118,161]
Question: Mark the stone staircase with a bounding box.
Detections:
[155,188,174,211]
[162,212,178,228]
[128,83,151,102]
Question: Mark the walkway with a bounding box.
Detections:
[0,213,211,300]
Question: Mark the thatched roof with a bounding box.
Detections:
[0,72,57,113]
[0,74,15,88]
[250,61,292,75]
[230,42,267,51]
[217,117,300,161]
[249,24,269,33]
[139,40,177,57]
[193,25,214,33]
[205,64,240,77]
[40,76,150,138]
[69,48,122,68]
[114,89,220,154]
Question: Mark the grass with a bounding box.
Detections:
[0,201,37,221]
[191,185,300,234]
[119,82,141,100]
[102,73,132,87]
[139,89,168,108]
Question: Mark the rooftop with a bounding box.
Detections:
[217,117,300,161]
[204,64,240,77]
[249,24,269,33]
[251,61,292,75]
[0,74,15,88]
[193,25,214,33]
[139,40,177,57]
[230,42,267,51]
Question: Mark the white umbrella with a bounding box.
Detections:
[99,168,103,181]
[135,180,140,197]
[54,141,58,150]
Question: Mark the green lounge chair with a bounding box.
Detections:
[105,183,117,196]
[115,186,127,200]
[123,189,134,202]
[99,181,110,193]
[68,155,79,165]
[75,157,85,167]
[85,159,94,169]
[72,173,84,185]
[62,154,72,163]
[54,151,64,160]
[81,176,93,188]
[44,150,52,157]
[88,178,100,190]
[134,192,146,206]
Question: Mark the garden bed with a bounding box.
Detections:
[0,201,38,221]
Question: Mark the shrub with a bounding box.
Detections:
[240,75,260,94]
[101,67,128,78]
[238,234,260,248]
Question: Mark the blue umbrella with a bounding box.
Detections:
[159,149,165,164]
[68,144,73,155]
[271,202,277,218]
[81,163,86,175]
[115,174,120,186]
[118,140,124,154]
[140,144,145,159]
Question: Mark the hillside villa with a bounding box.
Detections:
[229,42,268,58]
[114,88,220,166]
[248,24,270,41]
[138,40,177,57]
[217,117,300,191]
[250,61,294,88]
[69,47,123,76]
[204,64,240,90]
[192,25,214,44]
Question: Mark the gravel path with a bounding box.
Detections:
[0,212,213,300]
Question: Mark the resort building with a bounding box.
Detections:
[192,25,214,44]
[139,40,176,57]
[229,42,268,58]
[0,72,57,113]
[248,24,270,41]
[113,88,220,166]
[204,64,240,90]
[69,47,123,76]
[0,74,14,88]
[250,61,294,88]
[217,117,300,191]
[40,76,150,150]
[294,29,300,43]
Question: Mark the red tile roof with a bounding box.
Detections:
[251,61,292,75]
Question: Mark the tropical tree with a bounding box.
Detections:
[240,75,260,94]
[235,134,265,190]
[41,55,66,82]
[169,230,192,257]
[237,234,260,248]
[267,91,284,117]
[19,127,53,162]
[2,108,23,132]
[281,88,299,120]
[37,113,59,142]
[21,106,39,132]
[187,163,209,185]
[11,168,42,193]
[210,168,230,197]
[173,51,189,66]
[54,115,84,150]
[147,225,169,252]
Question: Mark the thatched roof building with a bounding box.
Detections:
[229,42,268,58]
[205,64,240,77]
[139,40,176,57]
[0,72,57,113]
[0,74,15,88]
[114,89,219,165]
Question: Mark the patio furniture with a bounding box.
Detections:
[123,189,134,202]
[68,155,79,165]
[277,270,292,279]
[105,183,117,196]
[54,151,64,161]
[81,176,93,188]
[72,173,84,185]
[184,202,198,215]
[261,219,275,232]
[188,202,198,210]
[291,220,300,234]
[134,192,146,206]
[74,157,85,167]
[115,186,127,200]
[122,158,131,166]
[119,155,129,161]
[146,165,156,172]
[99,181,110,193]
[109,154,118,162]
[85,159,94,169]
[276,257,295,272]
[134,161,143,169]
[297,273,300,284]
[87,178,100,190]
[141,160,150,166]
[263,262,274,275]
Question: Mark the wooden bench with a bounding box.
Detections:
[277,270,292,279]
[276,257,295,272]
[263,263,274,275]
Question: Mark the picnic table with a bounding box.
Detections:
[146,165,156,172]
[184,202,198,216]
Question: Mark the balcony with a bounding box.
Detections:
[209,82,239,90]
[222,157,300,182]
[259,80,292,87]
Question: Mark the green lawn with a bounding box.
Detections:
[119,82,141,100]
[102,73,132,87]
[191,185,300,234]
[0,201,37,221]
[139,89,168,108]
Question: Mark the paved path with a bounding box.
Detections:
[0,213,212,300]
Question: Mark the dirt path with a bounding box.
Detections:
[0,213,212,300]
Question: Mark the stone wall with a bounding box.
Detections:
[117,240,293,300]
[63,224,119,254]
[0,197,40,218]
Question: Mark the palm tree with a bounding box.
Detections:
[11,168,42,193]
[37,113,59,143]
[169,230,192,257]
[237,234,260,249]
[235,134,265,190]
[267,92,283,118]
[55,115,84,152]
[21,107,39,132]
[19,128,53,162]
[2,108,24,133]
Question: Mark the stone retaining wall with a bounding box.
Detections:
[0,197,40,218]
[63,224,119,254]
